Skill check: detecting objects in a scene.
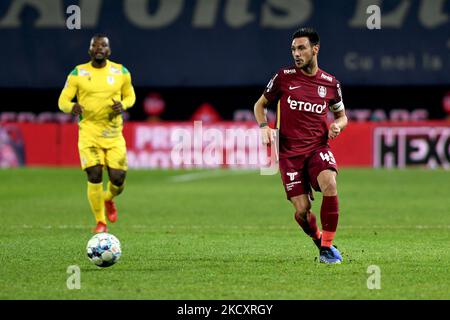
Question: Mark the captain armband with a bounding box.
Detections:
[329,101,345,113]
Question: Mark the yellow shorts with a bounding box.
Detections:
[78,136,128,171]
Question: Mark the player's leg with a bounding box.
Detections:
[79,143,107,233]
[103,168,126,222]
[104,139,128,223]
[105,167,126,201]
[85,165,107,232]
[291,194,321,247]
[316,169,342,263]
[279,155,321,246]
[103,168,126,223]
[317,169,339,247]
[308,148,342,263]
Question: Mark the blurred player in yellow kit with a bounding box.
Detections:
[58,34,136,233]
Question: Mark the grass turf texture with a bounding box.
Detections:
[0,168,449,300]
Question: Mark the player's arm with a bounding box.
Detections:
[58,69,83,115]
[112,69,136,115]
[120,71,136,109]
[328,80,347,140]
[329,109,348,140]
[255,72,281,144]
[254,94,273,144]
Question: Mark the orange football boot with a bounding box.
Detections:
[93,221,108,233]
[105,200,118,223]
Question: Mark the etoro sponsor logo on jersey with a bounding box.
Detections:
[287,96,326,114]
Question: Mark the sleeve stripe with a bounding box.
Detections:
[276,100,281,129]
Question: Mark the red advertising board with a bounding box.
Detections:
[1,121,449,169]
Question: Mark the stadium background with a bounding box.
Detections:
[1,0,450,302]
[1,0,449,169]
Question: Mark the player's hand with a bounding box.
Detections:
[260,126,274,145]
[328,123,341,139]
[71,103,83,115]
[111,99,124,115]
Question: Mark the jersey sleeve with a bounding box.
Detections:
[120,66,136,110]
[329,80,344,113]
[58,68,78,113]
[263,71,282,102]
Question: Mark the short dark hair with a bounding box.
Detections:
[91,33,108,40]
[292,27,320,46]
[90,34,109,45]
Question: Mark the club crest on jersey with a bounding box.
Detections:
[318,86,327,98]
[107,76,115,85]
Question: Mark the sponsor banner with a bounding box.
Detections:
[125,122,269,169]
[373,124,450,169]
[5,121,450,169]
[5,122,277,169]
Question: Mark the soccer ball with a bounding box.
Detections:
[86,232,121,267]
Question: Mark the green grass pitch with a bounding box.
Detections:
[0,167,449,299]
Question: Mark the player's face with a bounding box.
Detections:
[89,37,111,61]
[291,37,318,69]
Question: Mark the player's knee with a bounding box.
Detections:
[294,203,310,221]
[86,166,103,183]
[294,210,307,223]
[110,170,126,186]
[320,179,337,196]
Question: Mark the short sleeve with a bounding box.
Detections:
[263,71,282,102]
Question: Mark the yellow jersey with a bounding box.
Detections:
[58,60,136,140]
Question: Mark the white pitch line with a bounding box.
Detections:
[168,169,256,182]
